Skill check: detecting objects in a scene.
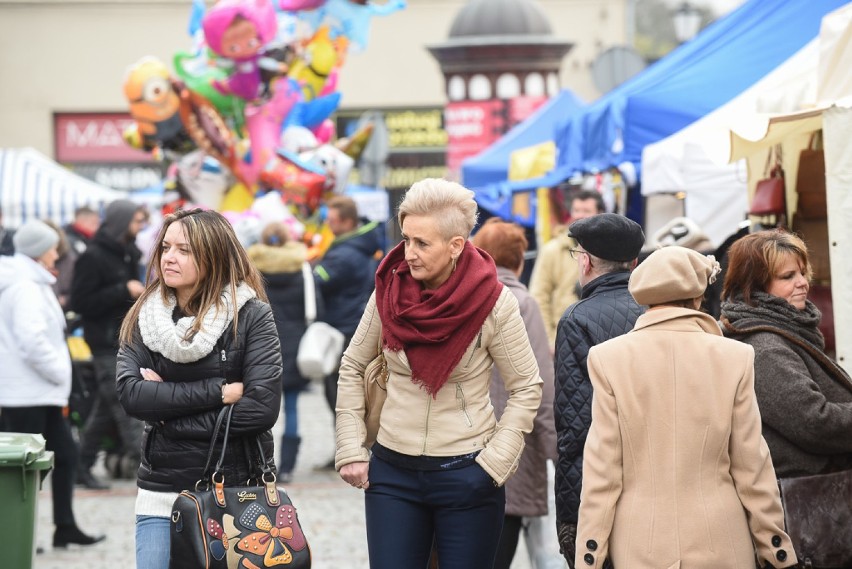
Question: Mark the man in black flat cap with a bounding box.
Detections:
[553,213,646,568]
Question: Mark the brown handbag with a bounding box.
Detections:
[751,148,786,216]
[778,468,852,568]
[363,332,387,449]
[795,131,827,220]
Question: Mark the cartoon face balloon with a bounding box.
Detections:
[123,57,185,150]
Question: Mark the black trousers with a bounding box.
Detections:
[79,354,142,468]
[1,406,78,527]
[493,515,524,569]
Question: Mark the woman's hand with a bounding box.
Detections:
[140,368,163,382]
[222,382,244,405]
[340,461,370,490]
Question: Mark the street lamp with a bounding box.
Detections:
[673,1,702,44]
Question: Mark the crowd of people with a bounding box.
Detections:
[0,173,847,568]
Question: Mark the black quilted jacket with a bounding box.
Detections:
[553,271,643,524]
[116,298,283,492]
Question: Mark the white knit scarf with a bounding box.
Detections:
[138,282,256,363]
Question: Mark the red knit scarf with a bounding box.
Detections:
[375,240,503,396]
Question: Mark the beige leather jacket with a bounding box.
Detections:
[335,287,543,486]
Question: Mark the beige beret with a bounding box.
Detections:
[629,246,720,306]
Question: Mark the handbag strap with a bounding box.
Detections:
[197,405,233,489]
[302,262,316,325]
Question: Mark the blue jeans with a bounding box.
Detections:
[365,453,505,569]
[136,515,170,569]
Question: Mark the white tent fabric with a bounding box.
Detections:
[641,40,819,246]
[725,2,852,371]
[0,147,125,229]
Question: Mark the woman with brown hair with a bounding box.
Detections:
[471,218,558,569]
[720,229,852,477]
[115,208,282,569]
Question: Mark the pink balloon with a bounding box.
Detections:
[278,0,326,9]
[310,119,336,144]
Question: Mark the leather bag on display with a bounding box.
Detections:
[795,131,827,220]
[779,468,852,569]
[169,406,311,569]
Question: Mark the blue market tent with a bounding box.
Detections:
[475,0,850,222]
[460,89,585,191]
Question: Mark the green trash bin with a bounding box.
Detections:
[0,433,54,569]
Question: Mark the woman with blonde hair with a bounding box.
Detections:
[575,246,797,569]
[721,230,852,477]
[115,208,282,569]
[247,221,315,483]
[335,179,543,569]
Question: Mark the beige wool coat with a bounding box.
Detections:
[575,308,797,569]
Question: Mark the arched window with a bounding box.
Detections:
[524,73,545,97]
[448,75,466,101]
[496,74,521,99]
[469,74,492,100]
[547,73,560,96]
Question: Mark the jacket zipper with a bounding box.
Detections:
[456,384,473,427]
[221,349,227,362]
[466,332,482,366]
[422,396,432,454]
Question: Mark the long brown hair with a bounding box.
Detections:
[721,229,812,305]
[119,209,267,345]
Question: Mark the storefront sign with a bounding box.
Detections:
[55,112,153,163]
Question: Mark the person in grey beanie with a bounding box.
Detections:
[70,199,148,488]
[0,219,106,548]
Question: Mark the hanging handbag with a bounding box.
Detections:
[170,406,312,569]
[794,131,827,220]
[779,468,852,569]
[750,147,786,216]
[363,331,388,449]
[296,261,344,382]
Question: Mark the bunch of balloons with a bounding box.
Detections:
[121,0,404,226]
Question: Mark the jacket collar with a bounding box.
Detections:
[632,307,722,336]
[580,270,630,299]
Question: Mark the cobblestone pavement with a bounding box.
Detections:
[33,385,536,569]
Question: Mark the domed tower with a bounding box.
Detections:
[428,0,573,102]
[428,0,573,176]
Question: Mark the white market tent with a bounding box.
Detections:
[641,40,820,246]
[0,147,125,229]
[727,3,852,370]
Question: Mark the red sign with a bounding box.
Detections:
[55,113,154,163]
[508,96,548,126]
[444,100,505,176]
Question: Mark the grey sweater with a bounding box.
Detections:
[721,292,852,477]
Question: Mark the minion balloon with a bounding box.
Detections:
[123,57,190,152]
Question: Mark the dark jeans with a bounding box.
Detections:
[365,452,505,569]
[79,354,142,468]
[1,406,78,527]
[493,515,524,569]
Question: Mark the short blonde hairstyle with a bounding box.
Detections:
[397,178,478,240]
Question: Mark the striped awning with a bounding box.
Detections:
[0,147,126,229]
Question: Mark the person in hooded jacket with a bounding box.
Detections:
[115,208,282,569]
[313,196,384,466]
[70,199,148,487]
[0,220,105,548]
[247,221,320,483]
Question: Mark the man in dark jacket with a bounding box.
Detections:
[70,199,147,488]
[313,196,384,466]
[553,213,645,567]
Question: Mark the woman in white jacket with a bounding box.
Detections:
[0,220,104,549]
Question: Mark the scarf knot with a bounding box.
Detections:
[375,241,502,396]
[138,282,257,363]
